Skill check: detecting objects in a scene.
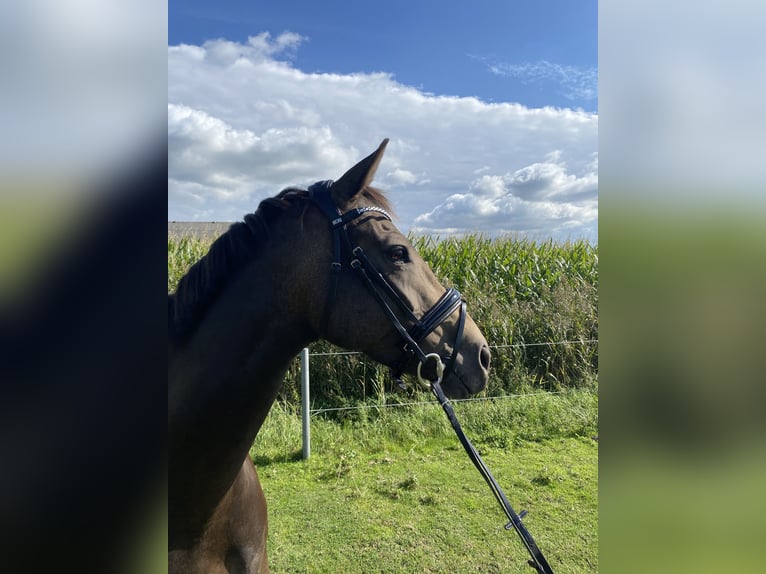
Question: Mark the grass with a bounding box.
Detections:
[250,390,598,573]
[168,227,599,571]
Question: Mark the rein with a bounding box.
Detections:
[309,180,555,573]
[418,356,556,574]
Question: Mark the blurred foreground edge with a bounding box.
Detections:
[0,147,167,574]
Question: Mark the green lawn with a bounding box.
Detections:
[252,392,598,573]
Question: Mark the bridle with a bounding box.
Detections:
[308,180,466,387]
[308,179,556,574]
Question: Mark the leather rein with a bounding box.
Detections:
[308,180,555,574]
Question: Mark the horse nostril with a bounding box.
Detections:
[479,345,491,372]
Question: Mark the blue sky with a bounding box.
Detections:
[170,1,597,111]
[168,0,598,240]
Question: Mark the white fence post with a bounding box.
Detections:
[301,347,311,459]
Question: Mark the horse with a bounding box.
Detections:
[168,139,491,573]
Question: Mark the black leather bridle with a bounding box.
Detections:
[308,179,555,574]
[308,180,466,386]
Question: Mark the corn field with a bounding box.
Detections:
[168,233,598,408]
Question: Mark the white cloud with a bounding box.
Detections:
[412,153,598,241]
[386,168,424,186]
[479,58,598,103]
[169,34,598,239]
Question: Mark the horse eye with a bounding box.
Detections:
[389,246,408,263]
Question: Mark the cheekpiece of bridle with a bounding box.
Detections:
[308,180,466,387]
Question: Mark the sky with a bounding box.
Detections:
[168,0,598,241]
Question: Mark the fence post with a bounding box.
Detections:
[301,347,311,459]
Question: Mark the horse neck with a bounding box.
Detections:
[169,251,315,539]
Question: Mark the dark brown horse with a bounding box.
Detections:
[168,140,491,573]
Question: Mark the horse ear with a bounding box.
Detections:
[331,138,389,204]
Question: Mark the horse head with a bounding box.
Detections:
[301,139,490,398]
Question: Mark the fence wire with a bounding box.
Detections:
[308,339,598,358]
[309,390,569,416]
[305,338,598,416]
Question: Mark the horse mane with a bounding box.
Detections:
[168,185,392,343]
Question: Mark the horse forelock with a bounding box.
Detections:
[359,186,395,218]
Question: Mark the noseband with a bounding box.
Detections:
[308,180,466,385]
